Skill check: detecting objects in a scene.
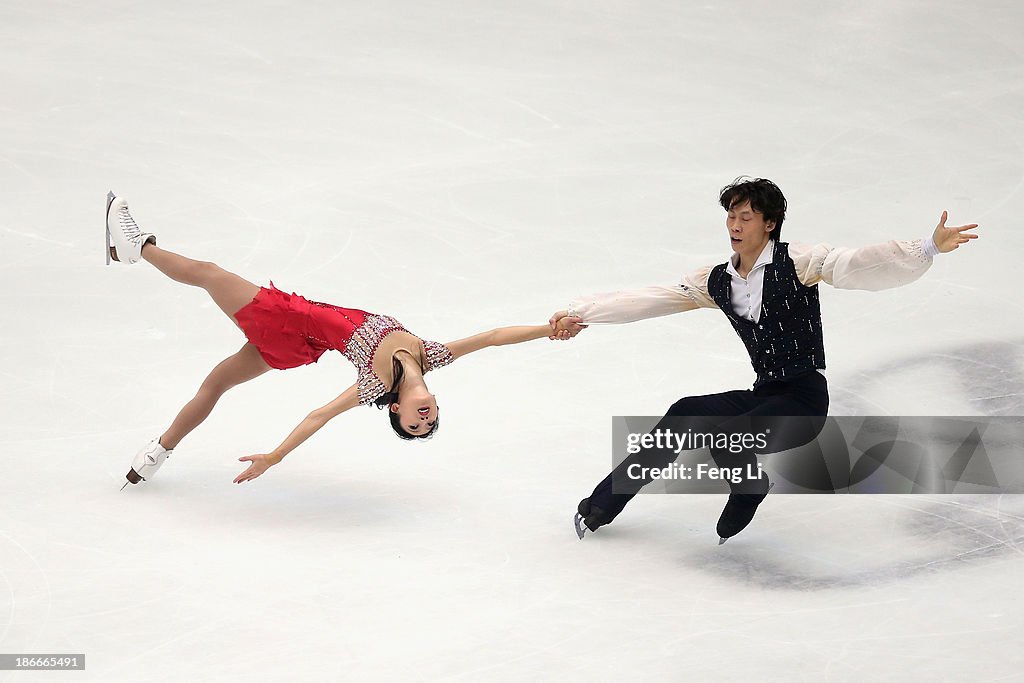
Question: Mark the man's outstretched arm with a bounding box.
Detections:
[552,265,718,332]
[791,212,979,291]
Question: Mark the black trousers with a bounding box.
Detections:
[586,371,830,523]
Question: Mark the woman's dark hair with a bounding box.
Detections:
[374,358,438,440]
[719,177,787,241]
[389,409,440,440]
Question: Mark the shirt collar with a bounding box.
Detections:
[726,239,775,278]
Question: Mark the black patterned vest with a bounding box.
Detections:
[707,242,825,387]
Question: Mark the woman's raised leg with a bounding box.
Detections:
[141,243,260,326]
[159,343,271,449]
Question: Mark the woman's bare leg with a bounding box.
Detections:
[159,344,271,449]
[141,243,260,325]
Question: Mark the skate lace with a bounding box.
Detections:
[118,207,143,243]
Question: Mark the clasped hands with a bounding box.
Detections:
[548,310,588,341]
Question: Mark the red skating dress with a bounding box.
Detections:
[234,282,454,405]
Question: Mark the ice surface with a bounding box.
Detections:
[1,1,1023,680]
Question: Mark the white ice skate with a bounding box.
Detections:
[123,437,173,487]
[105,191,156,265]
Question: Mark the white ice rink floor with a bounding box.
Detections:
[2,1,1024,680]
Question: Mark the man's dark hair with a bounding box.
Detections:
[719,177,787,241]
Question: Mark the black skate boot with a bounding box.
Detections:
[574,498,616,539]
[716,482,774,544]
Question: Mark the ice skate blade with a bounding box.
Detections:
[718,537,727,545]
[105,191,117,264]
[574,512,588,540]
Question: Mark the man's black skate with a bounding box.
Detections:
[716,482,774,544]
[574,498,615,539]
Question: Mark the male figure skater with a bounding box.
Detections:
[551,177,979,542]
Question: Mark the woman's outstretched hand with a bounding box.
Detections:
[234,453,282,484]
[932,211,979,253]
[548,310,588,340]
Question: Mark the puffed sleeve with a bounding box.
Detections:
[567,265,717,324]
[789,238,938,291]
[422,340,455,372]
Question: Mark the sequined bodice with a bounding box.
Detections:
[342,314,411,406]
[302,302,454,406]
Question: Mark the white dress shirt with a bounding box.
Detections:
[725,239,776,323]
[567,236,942,324]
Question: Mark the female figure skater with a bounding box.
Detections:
[550,177,980,543]
[104,192,578,488]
